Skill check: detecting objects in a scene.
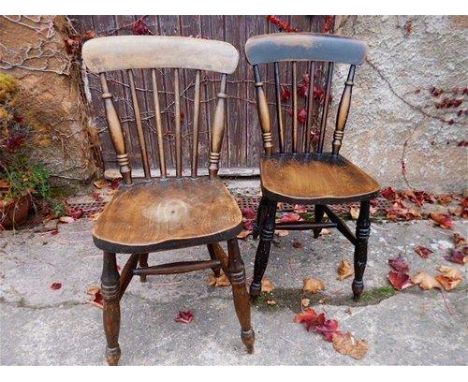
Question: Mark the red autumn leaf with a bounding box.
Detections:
[110,178,121,190]
[243,219,255,231]
[388,255,409,273]
[241,207,256,220]
[315,319,341,342]
[67,208,84,220]
[387,270,413,290]
[132,19,152,35]
[298,82,308,98]
[175,310,193,324]
[380,187,396,201]
[87,286,103,308]
[50,229,59,235]
[280,86,291,102]
[92,191,103,202]
[50,282,62,290]
[297,108,307,124]
[278,212,302,223]
[444,249,468,265]
[293,204,308,214]
[293,308,325,331]
[429,212,454,229]
[414,246,433,259]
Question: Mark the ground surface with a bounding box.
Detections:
[0,218,467,365]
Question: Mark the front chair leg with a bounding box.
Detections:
[252,195,268,239]
[227,238,255,354]
[250,199,277,298]
[101,251,121,366]
[313,204,325,238]
[207,244,222,277]
[352,200,370,300]
[138,253,149,282]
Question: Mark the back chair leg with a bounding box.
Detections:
[138,253,149,282]
[101,251,121,366]
[352,200,370,300]
[227,238,255,354]
[250,198,277,298]
[207,244,222,277]
[313,204,325,238]
[253,195,268,239]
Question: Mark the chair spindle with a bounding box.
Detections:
[191,70,201,177]
[292,61,298,152]
[332,65,356,156]
[99,73,132,184]
[274,62,285,153]
[127,69,151,178]
[305,62,316,152]
[174,68,182,177]
[253,65,272,156]
[317,62,334,154]
[151,69,167,178]
[208,74,227,178]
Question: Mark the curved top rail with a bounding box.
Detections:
[245,33,367,66]
[82,36,240,74]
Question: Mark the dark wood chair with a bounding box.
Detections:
[82,36,254,365]
[244,33,380,300]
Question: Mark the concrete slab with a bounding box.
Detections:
[0,218,467,365]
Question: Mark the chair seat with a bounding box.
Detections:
[260,153,380,204]
[93,177,243,253]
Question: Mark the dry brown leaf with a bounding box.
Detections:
[320,228,332,236]
[337,259,354,281]
[237,230,251,240]
[303,277,325,293]
[86,285,103,308]
[435,265,463,291]
[275,229,289,237]
[266,299,277,305]
[350,206,360,220]
[261,278,275,293]
[411,272,442,290]
[332,332,368,360]
[301,298,310,307]
[208,272,230,287]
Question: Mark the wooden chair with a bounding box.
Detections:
[244,33,380,300]
[82,36,254,365]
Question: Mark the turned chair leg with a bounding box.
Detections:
[352,200,370,300]
[207,244,222,277]
[138,253,149,282]
[253,195,268,239]
[313,204,325,238]
[250,198,277,298]
[101,251,121,366]
[227,238,255,354]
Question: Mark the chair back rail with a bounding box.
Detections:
[82,36,239,183]
[245,33,366,156]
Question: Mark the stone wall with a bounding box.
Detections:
[0,15,97,183]
[329,16,467,193]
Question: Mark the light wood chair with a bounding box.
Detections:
[82,36,254,365]
[244,33,380,300]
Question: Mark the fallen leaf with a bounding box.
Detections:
[275,229,289,237]
[381,187,396,201]
[435,265,463,291]
[59,216,75,224]
[437,194,453,206]
[266,299,277,305]
[261,278,274,293]
[292,240,304,249]
[320,228,332,236]
[387,270,413,290]
[414,246,433,259]
[208,272,230,287]
[301,298,310,307]
[388,255,409,273]
[50,282,62,290]
[453,233,467,248]
[294,308,326,331]
[93,179,108,189]
[278,212,303,223]
[303,277,325,293]
[315,319,340,342]
[86,285,103,308]
[411,272,441,290]
[67,208,84,219]
[337,259,353,281]
[349,206,360,220]
[332,332,368,360]
[293,204,308,213]
[175,310,193,324]
[429,212,454,229]
[237,229,251,240]
[241,207,256,220]
[444,249,468,265]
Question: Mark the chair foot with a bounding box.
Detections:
[105,346,121,366]
[352,280,364,301]
[241,328,255,354]
[139,254,149,283]
[249,282,261,299]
